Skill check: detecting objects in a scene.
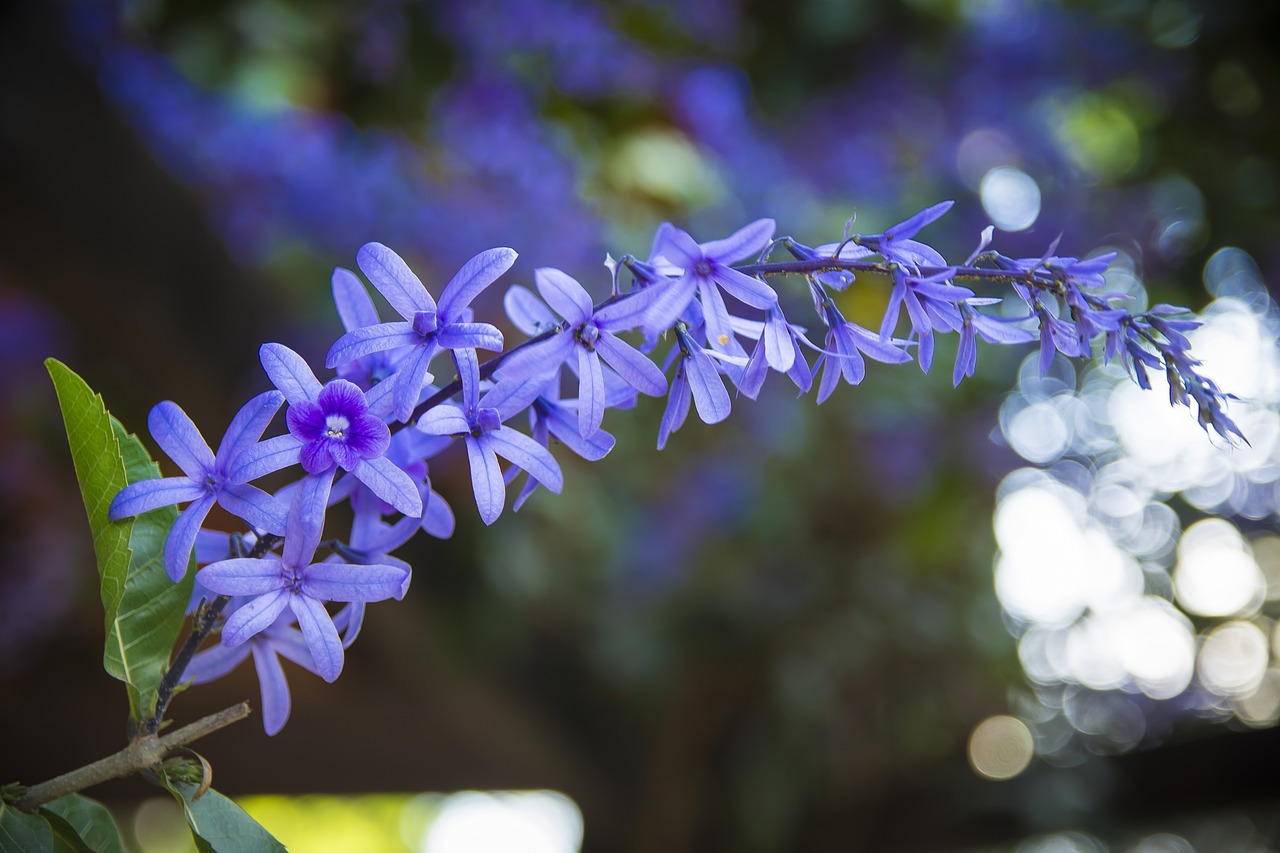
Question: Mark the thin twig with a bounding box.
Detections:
[15,702,251,810]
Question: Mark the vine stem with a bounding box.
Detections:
[14,702,252,811]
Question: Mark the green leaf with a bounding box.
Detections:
[39,795,126,853]
[0,802,53,853]
[46,359,193,722]
[163,782,286,853]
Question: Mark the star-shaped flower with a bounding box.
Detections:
[498,268,667,437]
[109,391,288,581]
[326,244,514,422]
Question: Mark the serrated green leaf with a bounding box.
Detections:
[163,782,286,853]
[40,795,126,853]
[0,802,53,853]
[46,359,193,721]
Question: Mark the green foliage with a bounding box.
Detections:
[163,782,286,853]
[40,795,126,853]
[45,359,193,722]
[0,801,52,853]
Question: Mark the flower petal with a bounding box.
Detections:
[302,562,410,602]
[465,435,505,525]
[228,434,302,484]
[221,589,291,646]
[577,347,605,438]
[699,218,776,265]
[353,456,424,517]
[198,557,286,596]
[218,483,288,535]
[251,643,292,735]
[534,267,593,325]
[325,323,418,370]
[165,494,216,582]
[494,333,574,382]
[216,390,285,467]
[109,477,205,520]
[437,322,504,352]
[148,401,214,479]
[438,247,517,319]
[485,428,563,493]
[504,284,560,336]
[417,403,470,436]
[684,348,732,424]
[290,595,344,682]
[332,266,380,332]
[261,343,322,405]
[595,332,666,396]
[357,242,434,319]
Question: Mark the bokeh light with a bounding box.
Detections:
[994,243,1280,760]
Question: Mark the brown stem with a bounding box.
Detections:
[14,702,251,811]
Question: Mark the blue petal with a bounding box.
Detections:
[700,218,776,265]
[148,401,214,480]
[109,477,205,520]
[353,456,424,517]
[199,558,286,597]
[683,348,732,424]
[577,347,605,438]
[326,323,418,370]
[504,284,558,336]
[486,428,563,493]
[534,267,593,325]
[221,589,291,647]
[290,594,344,682]
[438,322,504,352]
[595,332,667,396]
[218,483,288,535]
[227,434,302,484]
[165,494,216,582]
[251,643,292,735]
[438,247,517,320]
[357,242,434,319]
[261,343,322,405]
[465,435,505,525]
[332,267,379,332]
[302,562,409,602]
[216,390,285,468]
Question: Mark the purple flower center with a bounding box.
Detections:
[413,310,439,337]
[693,259,713,278]
[576,323,600,350]
[468,406,502,438]
[287,380,391,474]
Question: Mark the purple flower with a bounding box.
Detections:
[811,284,913,404]
[859,201,953,271]
[736,310,812,398]
[188,608,322,736]
[230,343,422,519]
[498,268,667,437]
[196,500,410,683]
[109,392,288,582]
[287,380,390,475]
[952,299,1038,387]
[417,349,563,524]
[657,324,733,449]
[881,267,974,373]
[510,371,623,510]
[642,219,779,354]
[326,243,514,422]
[330,266,409,389]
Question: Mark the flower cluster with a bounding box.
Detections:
[108,203,1239,734]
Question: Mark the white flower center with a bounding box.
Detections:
[324,414,350,439]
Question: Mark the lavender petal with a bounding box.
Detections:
[148,401,215,479]
[357,242,434,319]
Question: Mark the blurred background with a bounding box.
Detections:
[2,0,1280,850]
